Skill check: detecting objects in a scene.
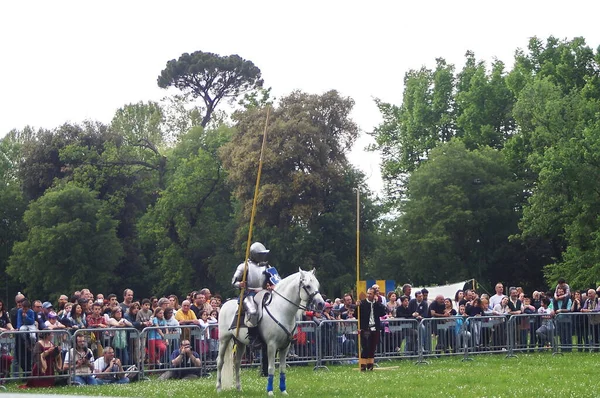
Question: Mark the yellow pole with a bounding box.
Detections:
[234,107,270,342]
[356,188,362,370]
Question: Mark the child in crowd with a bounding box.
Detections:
[136,299,154,323]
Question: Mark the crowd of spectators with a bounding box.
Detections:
[3,278,600,387]
[0,287,220,387]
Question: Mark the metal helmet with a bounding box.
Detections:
[250,242,270,263]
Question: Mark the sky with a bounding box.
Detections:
[1,1,599,194]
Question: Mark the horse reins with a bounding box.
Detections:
[263,279,321,339]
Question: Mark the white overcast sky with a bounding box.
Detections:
[1,1,599,193]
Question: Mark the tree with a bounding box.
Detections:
[398,140,536,288]
[221,90,380,297]
[158,51,263,127]
[371,58,455,201]
[0,132,28,301]
[8,183,123,298]
[138,125,236,296]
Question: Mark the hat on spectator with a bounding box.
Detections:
[42,301,53,309]
[324,302,333,308]
[48,311,57,318]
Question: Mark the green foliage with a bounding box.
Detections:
[138,125,236,296]
[398,140,527,287]
[8,183,123,298]
[221,90,380,297]
[158,51,263,127]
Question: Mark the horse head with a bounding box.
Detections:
[298,268,325,311]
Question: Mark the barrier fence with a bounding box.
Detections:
[2,312,600,386]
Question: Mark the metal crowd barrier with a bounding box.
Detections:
[0,329,72,385]
[139,324,206,378]
[6,312,600,386]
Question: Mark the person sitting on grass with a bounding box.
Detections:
[93,346,130,384]
[157,339,201,380]
[63,334,98,385]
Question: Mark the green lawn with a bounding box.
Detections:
[2,353,598,397]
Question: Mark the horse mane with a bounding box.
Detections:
[274,270,301,292]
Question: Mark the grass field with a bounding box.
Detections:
[2,353,598,397]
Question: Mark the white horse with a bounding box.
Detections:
[216,268,325,395]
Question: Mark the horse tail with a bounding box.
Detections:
[220,338,235,390]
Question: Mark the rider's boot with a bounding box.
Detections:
[248,326,262,349]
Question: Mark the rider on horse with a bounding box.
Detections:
[232,242,278,348]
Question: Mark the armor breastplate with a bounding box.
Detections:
[245,261,267,290]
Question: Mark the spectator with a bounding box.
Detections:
[44,311,66,330]
[395,296,417,354]
[93,346,130,384]
[196,310,210,355]
[108,307,133,365]
[157,340,201,380]
[453,290,464,312]
[175,300,199,342]
[401,284,412,300]
[371,284,387,305]
[17,299,37,342]
[120,289,135,314]
[337,294,354,319]
[386,292,399,316]
[59,303,73,327]
[507,288,523,315]
[208,310,219,360]
[158,298,170,311]
[493,297,511,315]
[150,297,159,312]
[168,295,180,311]
[0,299,14,383]
[582,288,600,351]
[103,294,119,317]
[87,302,108,329]
[536,297,555,350]
[68,303,87,330]
[0,299,14,332]
[489,283,506,310]
[554,278,571,301]
[148,308,168,366]
[27,331,62,388]
[553,287,573,352]
[570,290,586,351]
[136,299,153,324]
[64,334,98,385]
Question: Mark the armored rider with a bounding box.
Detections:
[232,242,278,348]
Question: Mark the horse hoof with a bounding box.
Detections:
[281,391,288,395]
[216,387,222,393]
[268,392,274,397]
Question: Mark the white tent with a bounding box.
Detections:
[411,279,475,303]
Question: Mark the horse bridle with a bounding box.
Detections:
[263,275,321,340]
[270,276,321,312]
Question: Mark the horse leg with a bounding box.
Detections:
[267,343,276,396]
[216,334,229,392]
[279,344,290,395]
[234,343,245,391]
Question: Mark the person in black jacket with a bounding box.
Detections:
[357,288,387,371]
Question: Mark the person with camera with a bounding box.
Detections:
[93,346,130,384]
[157,339,202,380]
[63,334,98,385]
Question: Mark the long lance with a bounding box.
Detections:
[356,188,362,370]
[234,107,270,345]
